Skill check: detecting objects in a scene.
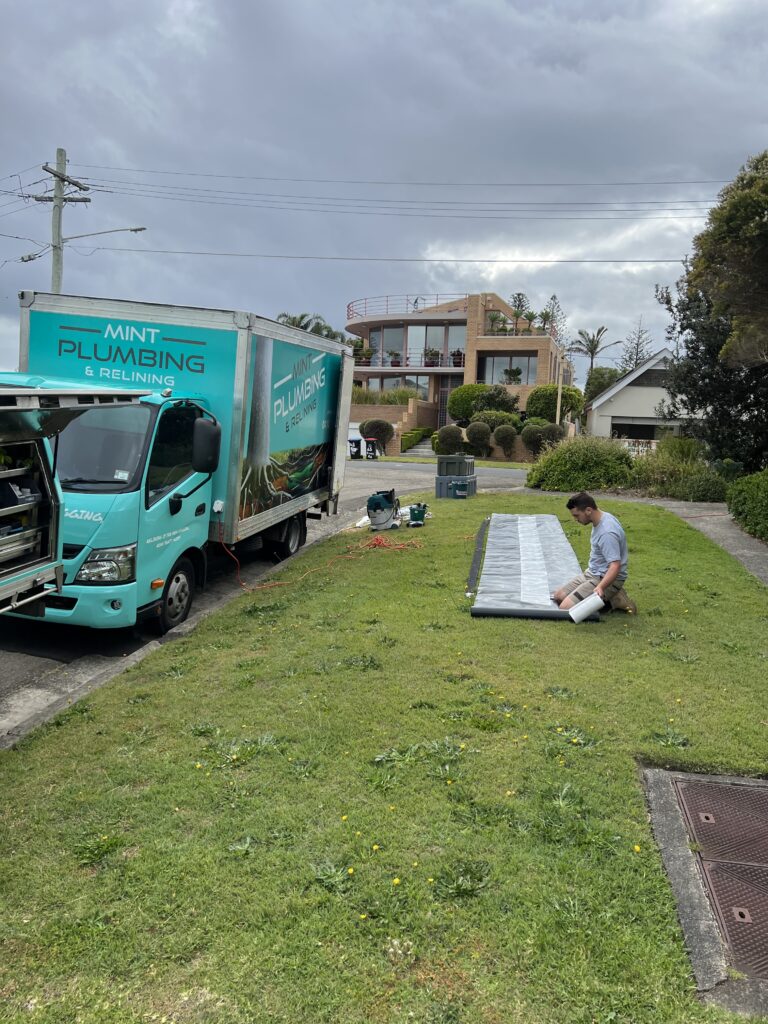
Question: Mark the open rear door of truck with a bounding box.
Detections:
[329,352,354,509]
[0,384,148,614]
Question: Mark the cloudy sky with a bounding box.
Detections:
[1,0,766,384]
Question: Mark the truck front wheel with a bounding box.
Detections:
[154,556,195,634]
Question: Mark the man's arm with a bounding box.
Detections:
[596,560,621,599]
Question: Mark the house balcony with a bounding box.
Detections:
[347,293,469,324]
[354,352,466,370]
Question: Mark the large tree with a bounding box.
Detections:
[617,317,654,374]
[525,383,583,423]
[569,326,620,372]
[584,366,620,404]
[689,150,768,366]
[656,277,768,471]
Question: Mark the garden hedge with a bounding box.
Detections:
[728,468,768,540]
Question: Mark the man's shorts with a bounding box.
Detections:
[558,571,626,604]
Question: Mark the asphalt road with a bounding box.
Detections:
[0,460,526,743]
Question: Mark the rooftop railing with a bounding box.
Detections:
[347,294,469,320]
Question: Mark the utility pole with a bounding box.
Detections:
[34,148,91,293]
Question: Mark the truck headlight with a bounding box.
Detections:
[75,544,137,584]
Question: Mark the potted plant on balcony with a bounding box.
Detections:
[424,347,441,367]
[450,348,465,367]
[502,366,522,385]
[387,349,402,367]
[356,347,374,366]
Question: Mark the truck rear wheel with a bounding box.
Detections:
[272,514,303,560]
[154,557,195,634]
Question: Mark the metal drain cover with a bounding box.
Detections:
[675,778,768,980]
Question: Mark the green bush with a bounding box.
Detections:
[664,469,727,502]
[470,410,522,432]
[466,421,492,457]
[542,423,565,445]
[446,384,488,425]
[492,424,517,458]
[520,424,546,456]
[361,418,394,453]
[527,436,633,491]
[523,416,550,428]
[472,384,519,415]
[352,386,420,405]
[400,427,434,453]
[431,431,439,453]
[656,435,706,464]
[727,468,768,540]
[436,424,464,454]
[713,457,745,482]
[525,384,584,422]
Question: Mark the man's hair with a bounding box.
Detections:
[566,491,598,511]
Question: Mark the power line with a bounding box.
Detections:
[71,163,729,188]
[0,163,42,183]
[85,245,686,264]
[79,175,717,207]
[84,185,708,221]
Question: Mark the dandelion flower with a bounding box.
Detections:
[388,805,396,811]
[372,844,380,852]
[341,815,348,821]
[412,861,419,867]
[355,831,362,837]
[392,878,401,886]
[523,734,528,740]
[194,763,202,769]
[446,780,453,785]
[633,845,641,853]
[348,867,355,876]
[359,913,367,920]
[428,878,434,884]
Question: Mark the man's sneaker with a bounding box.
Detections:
[610,588,638,614]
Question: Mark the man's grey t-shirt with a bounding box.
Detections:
[588,511,628,580]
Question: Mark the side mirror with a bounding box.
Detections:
[192,417,221,474]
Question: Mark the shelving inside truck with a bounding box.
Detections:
[0,440,55,579]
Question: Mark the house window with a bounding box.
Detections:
[477,352,538,386]
[407,325,426,365]
[382,326,404,366]
[403,375,429,399]
[447,324,466,353]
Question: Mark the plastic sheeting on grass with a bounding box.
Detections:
[470,513,599,621]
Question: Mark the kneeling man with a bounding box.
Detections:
[553,492,636,613]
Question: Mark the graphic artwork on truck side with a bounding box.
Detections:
[240,337,341,519]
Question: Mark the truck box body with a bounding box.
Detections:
[16,292,353,629]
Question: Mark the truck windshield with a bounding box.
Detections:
[56,404,154,492]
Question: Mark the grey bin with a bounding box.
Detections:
[435,474,477,499]
[437,454,474,477]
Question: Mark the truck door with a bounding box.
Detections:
[136,402,212,632]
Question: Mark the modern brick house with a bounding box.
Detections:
[346,292,573,427]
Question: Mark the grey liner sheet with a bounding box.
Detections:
[471,512,592,620]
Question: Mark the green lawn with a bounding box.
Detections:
[2,494,767,1024]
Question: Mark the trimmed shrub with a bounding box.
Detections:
[361,418,394,453]
[447,384,488,425]
[436,424,464,454]
[466,421,492,457]
[520,424,546,456]
[525,384,584,422]
[472,384,520,414]
[430,431,439,453]
[542,423,565,445]
[470,410,522,432]
[493,424,517,458]
[728,468,768,540]
[400,427,434,453]
[527,436,633,491]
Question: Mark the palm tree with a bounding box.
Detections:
[538,309,553,335]
[276,312,343,339]
[568,326,620,372]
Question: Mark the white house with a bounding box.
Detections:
[585,348,684,444]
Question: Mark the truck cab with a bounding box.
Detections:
[0,379,148,616]
[42,392,221,633]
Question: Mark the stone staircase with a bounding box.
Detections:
[403,437,436,458]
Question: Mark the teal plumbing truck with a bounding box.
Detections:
[8,291,353,632]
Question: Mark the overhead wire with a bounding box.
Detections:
[70,163,730,188]
[82,245,685,265]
